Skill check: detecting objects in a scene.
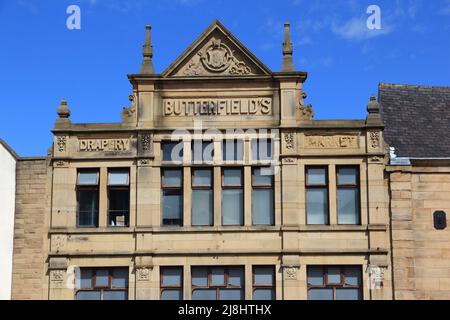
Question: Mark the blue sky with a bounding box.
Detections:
[0,0,449,156]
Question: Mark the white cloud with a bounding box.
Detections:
[332,17,393,41]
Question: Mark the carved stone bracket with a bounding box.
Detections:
[282,157,297,165]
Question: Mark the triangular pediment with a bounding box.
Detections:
[162,20,271,77]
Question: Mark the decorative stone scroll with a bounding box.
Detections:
[181,37,252,76]
[305,135,359,149]
[78,138,130,152]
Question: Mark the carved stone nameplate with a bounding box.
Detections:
[163,98,272,116]
[78,139,130,152]
[305,135,358,149]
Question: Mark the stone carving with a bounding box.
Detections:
[298,91,313,120]
[284,132,295,149]
[282,157,296,164]
[54,160,68,167]
[367,265,385,290]
[50,270,65,287]
[56,136,67,152]
[369,131,380,148]
[305,135,358,149]
[139,159,150,166]
[141,134,152,151]
[284,267,298,280]
[122,94,137,119]
[182,37,252,76]
[53,235,66,252]
[136,267,150,281]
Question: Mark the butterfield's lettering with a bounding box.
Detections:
[163,97,272,116]
[79,139,130,152]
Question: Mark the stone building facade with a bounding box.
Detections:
[382,84,450,300]
[10,20,394,300]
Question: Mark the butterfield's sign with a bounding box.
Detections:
[78,139,130,152]
[163,97,272,116]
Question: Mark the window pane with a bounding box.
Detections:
[162,268,182,286]
[222,189,244,225]
[219,289,243,300]
[192,141,214,162]
[162,190,182,221]
[253,289,275,300]
[109,189,130,226]
[336,288,360,300]
[78,172,98,185]
[252,189,274,225]
[76,290,101,300]
[306,168,326,185]
[161,289,182,300]
[162,142,183,162]
[345,267,361,286]
[211,268,225,286]
[307,267,323,286]
[103,290,127,300]
[108,171,129,185]
[192,289,216,300]
[193,169,212,186]
[337,167,357,185]
[223,140,243,161]
[192,267,208,287]
[306,189,328,224]
[252,139,272,160]
[192,190,213,226]
[228,267,244,287]
[253,168,273,186]
[337,189,360,224]
[79,269,93,289]
[112,268,128,288]
[223,169,242,185]
[95,269,109,287]
[78,189,99,227]
[163,170,182,187]
[327,267,341,284]
[254,266,274,285]
[308,288,333,300]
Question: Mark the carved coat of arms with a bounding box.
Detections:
[201,39,232,72]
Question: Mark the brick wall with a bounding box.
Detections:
[11,158,48,300]
[390,169,450,299]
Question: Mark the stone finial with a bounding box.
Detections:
[140,24,154,74]
[57,99,70,118]
[366,94,382,125]
[367,95,379,114]
[282,22,294,72]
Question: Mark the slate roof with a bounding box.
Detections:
[380,83,450,158]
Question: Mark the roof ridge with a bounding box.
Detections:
[379,82,450,90]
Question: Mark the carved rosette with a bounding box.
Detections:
[136,267,150,281]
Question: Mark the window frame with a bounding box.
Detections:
[191,266,245,300]
[305,166,330,225]
[336,165,361,225]
[251,167,275,226]
[221,168,244,226]
[107,169,130,227]
[76,169,100,228]
[160,266,184,300]
[75,267,129,300]
[252,265,276,300]
[161,140,184,163]
[307,265,362,300]
[191,168,214,226]
[161,168,184,226]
